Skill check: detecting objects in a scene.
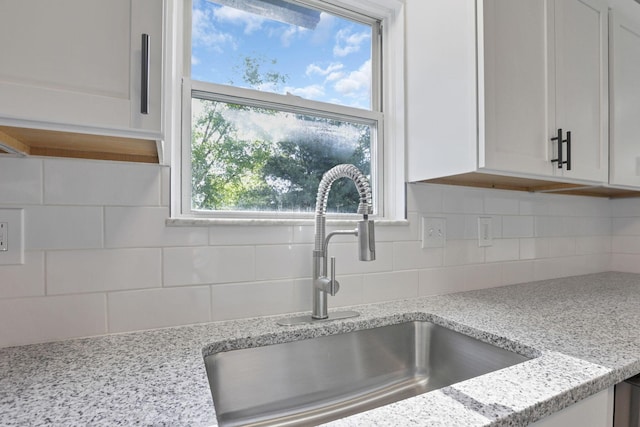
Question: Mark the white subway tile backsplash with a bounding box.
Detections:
[463,263,503,291]
[107,286,210,333]
[374,212,420,242]
[0,157,42,205]
[485,239,520,263]
[501,260,535,285]
[502,216,534,238]
[419,263,502,296]
[327,242,393,275]
[611,253,640,273]
[292,275,365,312]
[393,241,442,270]
[363,270,419,303]
[161,166,170,207]
[444,240,484,266]
[575,236,611,255]
[212,280,295,321]
[213,225,293,246]
[519,238,536,260]
[163,246,255,286]
[547,237,576,258]
[0,153,620,346]
[406,183,443,213]
[25,206,103,250]
[255,244,312,280]
[105,207,208,248]
[533,257,569,281]
[612,236,640,254]
[442,188,483,214]
[0,252,45,298]
[44,159,161,206]
[47,248,161,294]
[329,274,364,308]
[611,198,640,217]
[613,217,640,236]
[484,196,520,215]
[0,294,106,347]
[535,216,566,238]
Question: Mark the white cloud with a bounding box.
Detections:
[311,12,336,45]
[305,62,343,77]
[333,60,371,99]
[326,71,344,82]
[213,5,265,34]
[192,6,234,52]
[284,84,325,100]
[279,26,308,47]
[333,28,370,57]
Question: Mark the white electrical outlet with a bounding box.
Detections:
[0,222,7,251]
[0,209,24,265]
[478,217,493,247]
[422,216,446,248]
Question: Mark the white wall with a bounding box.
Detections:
[611,198,640,272]
[0,156,613,347]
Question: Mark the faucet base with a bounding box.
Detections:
[276,310,359,326]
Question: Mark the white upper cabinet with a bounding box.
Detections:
[407,0,609,186]
[609,7,640,187]
[553,0,609,182]
[0,0,163,138]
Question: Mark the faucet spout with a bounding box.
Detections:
[312,164,375,320]
[276,164,376,326]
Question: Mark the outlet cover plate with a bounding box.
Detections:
[422,216,446,248]
[0,209,24,265]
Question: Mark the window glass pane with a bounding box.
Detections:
[191,97,373,213]
[191,0,373,109]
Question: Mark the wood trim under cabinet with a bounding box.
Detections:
[0,125,158,163]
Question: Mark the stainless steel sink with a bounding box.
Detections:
[204,321,531,427]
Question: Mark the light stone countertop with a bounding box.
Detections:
[1,272,639,426]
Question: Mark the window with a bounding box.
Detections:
[173,0,405,220]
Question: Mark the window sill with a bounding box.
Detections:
[166,217,409,227]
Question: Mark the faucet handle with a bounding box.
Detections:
[329,257,340,296]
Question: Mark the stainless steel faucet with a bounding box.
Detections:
[278,164,375,326]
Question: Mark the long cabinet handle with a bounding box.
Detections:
[551,128,563,169]
[141,33,150,115]
[565,131,571,171]
[551,128,571,170]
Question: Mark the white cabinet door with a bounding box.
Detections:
[0,0,162,136]
[531,387,613,427]
[609,11,640,187]
[554,0,608,183]
[482,0,608,182]
[405,0,478,182]
[480,0,553,177]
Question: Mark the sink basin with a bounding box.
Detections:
[204,321,530,426]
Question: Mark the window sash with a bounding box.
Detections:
[181,78,384,218]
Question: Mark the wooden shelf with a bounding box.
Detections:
[0,125,159,163]
[423,172,640,198]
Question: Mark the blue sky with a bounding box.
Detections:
[191,0,372,109]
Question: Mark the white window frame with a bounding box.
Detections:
[165,0,406,223]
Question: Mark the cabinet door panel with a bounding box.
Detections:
[554,0,608,182]
[610,13,640,187]
[481,0,552,176]
[0,0,162,134]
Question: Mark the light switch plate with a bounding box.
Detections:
[478,216,493,247]
[422,216,446,248]
[0,209,24,265]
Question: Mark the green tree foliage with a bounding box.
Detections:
[190,56,372,213]
[191,100,273,210]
